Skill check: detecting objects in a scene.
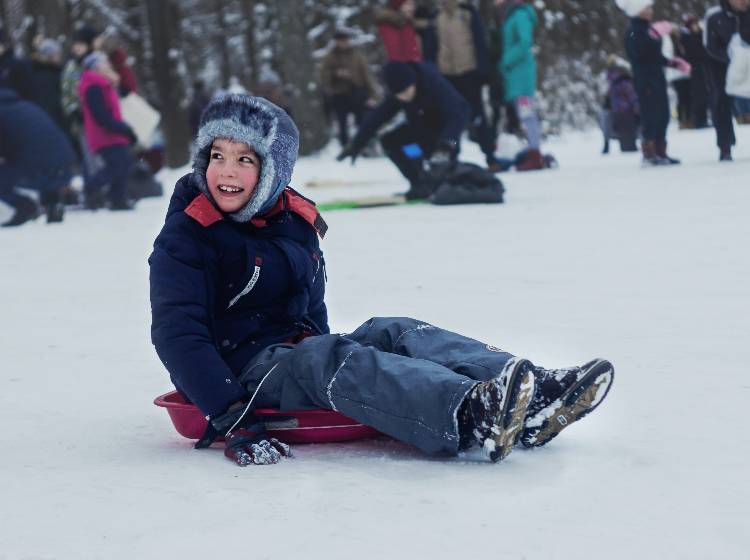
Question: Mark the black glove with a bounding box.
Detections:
[336,143,359,165]
[205,405,292,466]
[224,429,292,466]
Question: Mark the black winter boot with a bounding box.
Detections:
[41,190,64,223]
[521,359,614,448]
[1,196,39,227]
[458,358,536,462]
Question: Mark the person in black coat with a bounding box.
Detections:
[620,0,688,165]
[679,15,710,129]
[0,29,33,100]
[0,87,76,226]
[30,39,68,133]
[150,93,615,467]
[705,0,750,161]
[336,60,470,199]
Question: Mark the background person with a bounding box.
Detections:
[617,0,689,165]
[494,0,546,171]
[319,29,378,147]
[0,87,76,226]
[336,60,470,200]
[78,52,137,210]
[705,0,750,161]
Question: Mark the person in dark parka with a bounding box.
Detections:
[0,87,76,226]
[0,29,33,100]
[705,0,750,161]
[336,61,470,200]
[30,39,68,133]
[149,93,615,467]
[619,0,689,165]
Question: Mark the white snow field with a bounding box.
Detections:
[1,126,749,560]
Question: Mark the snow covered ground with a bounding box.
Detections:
[1,126,749,559]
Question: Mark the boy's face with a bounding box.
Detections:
[206,138,261,214]
[639,6,654,20]
[729,0,749,12]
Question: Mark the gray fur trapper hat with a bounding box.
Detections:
[192,93,299,222]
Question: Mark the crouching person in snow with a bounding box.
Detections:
[149,94,615,466]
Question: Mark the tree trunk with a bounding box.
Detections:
[213,0,231,89]
[240,0,258,90]
[274,0,329,155]
[25,0,68,44]
[145,0,190,168]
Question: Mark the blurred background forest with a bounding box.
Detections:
[0,0,716,166]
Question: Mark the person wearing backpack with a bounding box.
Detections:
[705,0,750,161]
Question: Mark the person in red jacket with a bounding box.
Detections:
[78,52,137,210]
[376,0,422,62]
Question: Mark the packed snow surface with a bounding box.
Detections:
[2,127,749,559]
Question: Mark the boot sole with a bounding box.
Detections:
[483,359,536,463]
[521,359,614,448]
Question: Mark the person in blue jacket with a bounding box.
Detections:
[336,60,470,200]
[149,93,615,467]
[0,87,76,226]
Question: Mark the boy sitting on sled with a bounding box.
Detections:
[149,94,614,466]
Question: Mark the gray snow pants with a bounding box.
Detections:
[238,317,516,456]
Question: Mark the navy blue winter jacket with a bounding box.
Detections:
[0,87,75,170]
[149,174,329,418]
[349,61,470,153]
[705,0,750,64]
[625,18,668,97]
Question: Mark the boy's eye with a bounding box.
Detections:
[210,152,223,160]
[240,156,256,164]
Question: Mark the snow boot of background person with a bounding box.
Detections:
[612,112,639,152]
[640,140,668,166]
[458,358,536,462]
[521,359,614,448]
[40,189,64,223]
[655,140,680,164]
[516,148,546,171]
[0,195,39,227]
[720,146,733,161]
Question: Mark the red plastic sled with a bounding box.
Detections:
[154,391,380,444]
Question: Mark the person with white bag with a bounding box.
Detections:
[705,0,750,161]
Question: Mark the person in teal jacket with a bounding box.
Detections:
[496,0,545,170]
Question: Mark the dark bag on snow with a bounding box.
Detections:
[128,159,163,199]
[430,162,504,205]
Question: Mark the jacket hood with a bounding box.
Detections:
[507,3,537,26]
[192,93,299,223]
